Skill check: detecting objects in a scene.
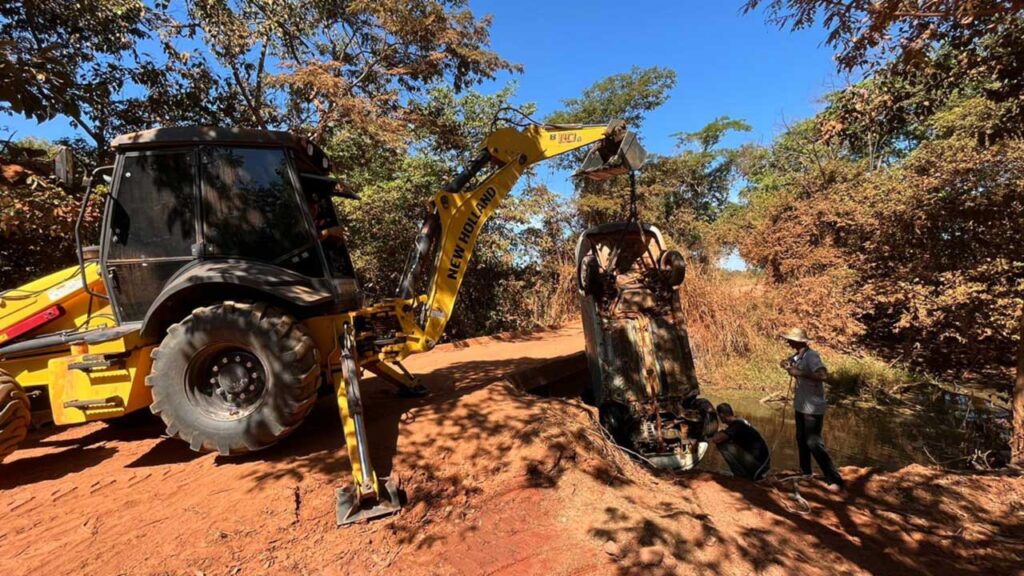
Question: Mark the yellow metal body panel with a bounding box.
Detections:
[0,262,114,346]
[331,365,377,494]
[46,347,154,425]
[2,355,52,389]
[0,262,147,424]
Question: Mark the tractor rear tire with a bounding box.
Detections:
[0,370,31,464]
[147,302,320,455]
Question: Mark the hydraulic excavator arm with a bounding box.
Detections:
[331,117,646,524]
[407,121,623,350]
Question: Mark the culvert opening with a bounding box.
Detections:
[509,351,589,399]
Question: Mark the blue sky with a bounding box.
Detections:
[471,0,842,196]
[468,1,843,268]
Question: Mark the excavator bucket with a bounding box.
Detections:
[574,120,648,181]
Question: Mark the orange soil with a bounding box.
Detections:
[2,327,1022,575]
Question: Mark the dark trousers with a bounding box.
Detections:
[795,411,843,485]
[719,443,770,481]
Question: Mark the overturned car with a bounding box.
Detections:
[576,222,717,470]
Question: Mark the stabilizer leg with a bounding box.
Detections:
[334,328,402,525]
[364,359,429,398]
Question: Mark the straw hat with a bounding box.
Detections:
[780,327,811,343]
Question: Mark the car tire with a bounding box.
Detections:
[599,401,635,447]
[659,250,686,287]
[578,253,604,296]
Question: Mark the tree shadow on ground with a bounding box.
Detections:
[587,464,1024,575]
[1,417,170,489]
[222,351,639,554]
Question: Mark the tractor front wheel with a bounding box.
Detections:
[0,370,31,463]
[147,302,320,455]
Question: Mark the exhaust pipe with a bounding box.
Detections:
[574,120,647,181]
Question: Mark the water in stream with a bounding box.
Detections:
[698,387,1009,474]
[528,370,1010,473]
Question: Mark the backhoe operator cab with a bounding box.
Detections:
[105,127,362,329]
[0,127,362,459]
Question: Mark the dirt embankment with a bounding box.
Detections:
[2,327,1022,575]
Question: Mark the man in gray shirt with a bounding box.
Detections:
[780,328,844,492]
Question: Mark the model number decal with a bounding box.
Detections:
[47,279,81,302]
[446,187,497,281]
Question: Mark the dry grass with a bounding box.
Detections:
[680,263,782,387]
[680,263,921,396]
[523,262,579,329]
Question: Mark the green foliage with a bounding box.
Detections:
[409,83,536,165]
[547,70,748,262]
[674,117,751,151]
[546,66,677,126]
[1,148,102,288]
[546,65,679,234]
[663,116,751,224]
[0,0,517,158]
[827,354,919,397]
[576,115,750,259]
[0,0,153,149]
[338,154,450,296]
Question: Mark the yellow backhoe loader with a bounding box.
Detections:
[0,113,646,524]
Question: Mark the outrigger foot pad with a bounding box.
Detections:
[336,477,403,526]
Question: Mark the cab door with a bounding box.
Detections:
[103,149,199,322]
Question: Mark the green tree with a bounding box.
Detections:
[0,0,517,157]
[663,116,751,223]
[0,0,166,151]
[547,65,677,127]
[546,66,677,227]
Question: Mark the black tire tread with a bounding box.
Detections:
[0,369,31,464]
[146,302,320,455]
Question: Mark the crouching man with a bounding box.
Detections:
[710,403,771,480]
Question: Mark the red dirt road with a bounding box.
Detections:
[2,327,1023,575]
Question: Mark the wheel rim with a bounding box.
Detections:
[185,345,268,421]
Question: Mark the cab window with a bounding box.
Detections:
[108,151,196,260]
[200,147,317,268]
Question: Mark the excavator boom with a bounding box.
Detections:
[330,118,646,523]
[382,119,646,358]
